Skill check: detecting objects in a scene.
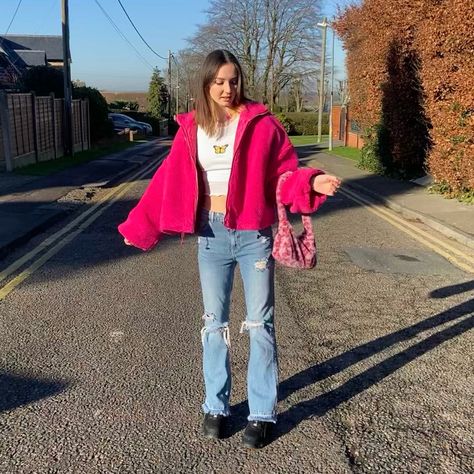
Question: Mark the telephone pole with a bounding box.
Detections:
[62,0,73,155]
[168,50,172,130]
[176,65,179,114]
[317,17,327,144]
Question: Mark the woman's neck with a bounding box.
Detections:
[216,105,240,124]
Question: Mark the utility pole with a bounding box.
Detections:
[62,0,73,155]
[329,26,335,151]
[172,53,179,114]
[168,50,172,130]
[176,66,179,114]
[317,17,327,144]
[270,67,274,113]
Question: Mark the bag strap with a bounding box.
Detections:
[275,171,314,236]
[275,171,292,225]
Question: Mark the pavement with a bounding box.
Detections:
[0,138,170,259]
[0,139,473,260]
[297,143,474,250]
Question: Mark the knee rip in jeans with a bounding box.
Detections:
[254,257,270,272]
[201,315,230,347]
[202,312,216,322]
[240,320,266,333]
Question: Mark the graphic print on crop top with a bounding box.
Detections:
[197,116,239,196]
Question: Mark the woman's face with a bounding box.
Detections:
[209,63,239,109]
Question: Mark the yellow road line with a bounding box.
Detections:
[0,154,165,300]
[342,187,474,264]
[340,187,474,273]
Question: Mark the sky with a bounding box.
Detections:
[1,0,348,92]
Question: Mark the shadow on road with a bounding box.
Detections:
[0,372,70,413]
[228,281,474,444]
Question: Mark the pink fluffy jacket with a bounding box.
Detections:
[118,101,327,251]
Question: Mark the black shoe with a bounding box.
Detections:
[202,413,225,439]
[242,421,273,449]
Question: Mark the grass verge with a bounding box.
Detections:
[289,135,329,146]
[324,146,361,162]
[15,139,147,177]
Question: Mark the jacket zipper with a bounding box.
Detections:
[182,126,199,231]
[225,111,269,226]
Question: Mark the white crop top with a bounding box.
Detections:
[197,116,240,195]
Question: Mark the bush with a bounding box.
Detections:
[73,86,113,143]
[286,112,329,135]
[274,113,296,134]
[168,118,179,136]
[359,124,389,175]
[18,66,64,97]
[429,181,474,204]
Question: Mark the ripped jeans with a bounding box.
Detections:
[198,210,278,423]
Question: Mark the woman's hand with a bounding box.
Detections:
[311,174,341,196]
[124,238,132,246]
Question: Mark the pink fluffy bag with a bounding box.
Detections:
[272,171,317,269]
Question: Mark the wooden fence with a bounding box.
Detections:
[0,92,90,171]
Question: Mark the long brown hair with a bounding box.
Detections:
[194,49,247,136]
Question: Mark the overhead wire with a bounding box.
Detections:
[0,0,25,74]
[4,0,24,35]
[116,0,168,61]
[93,0,154,70]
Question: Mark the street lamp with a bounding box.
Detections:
[316,18,327,144]
[329,26,335,151]
[317,18,336,150]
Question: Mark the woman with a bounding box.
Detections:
[118,49,340,449]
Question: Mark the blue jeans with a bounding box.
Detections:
[198,210,278,423]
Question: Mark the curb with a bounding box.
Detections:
[343,181,474,250]
[92,161,141,189]
[0,207,72,260]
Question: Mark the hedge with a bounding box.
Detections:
[275,112,329,135]
[335,0,474,191]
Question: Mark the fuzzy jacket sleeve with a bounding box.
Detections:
[267,120,327,213]
[117,157,168,250]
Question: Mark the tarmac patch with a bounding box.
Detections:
[58,187,99,204]
[345,247,464,275]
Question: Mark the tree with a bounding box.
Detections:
[185,0,322,107]
[148,68,169,119]
[73,86,113,143]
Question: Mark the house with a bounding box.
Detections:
[332,105,365,149]
[0,35,64,87]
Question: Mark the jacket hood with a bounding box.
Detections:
[175,101,270,130]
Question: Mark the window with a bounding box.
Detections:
[350,120,361,133]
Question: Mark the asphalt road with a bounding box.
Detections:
[0,161,472,473]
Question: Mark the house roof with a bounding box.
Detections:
[14,50,47,67]
[0,35,63,62]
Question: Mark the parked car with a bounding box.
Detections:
[108,113,150,135]
[136,121,153,135]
